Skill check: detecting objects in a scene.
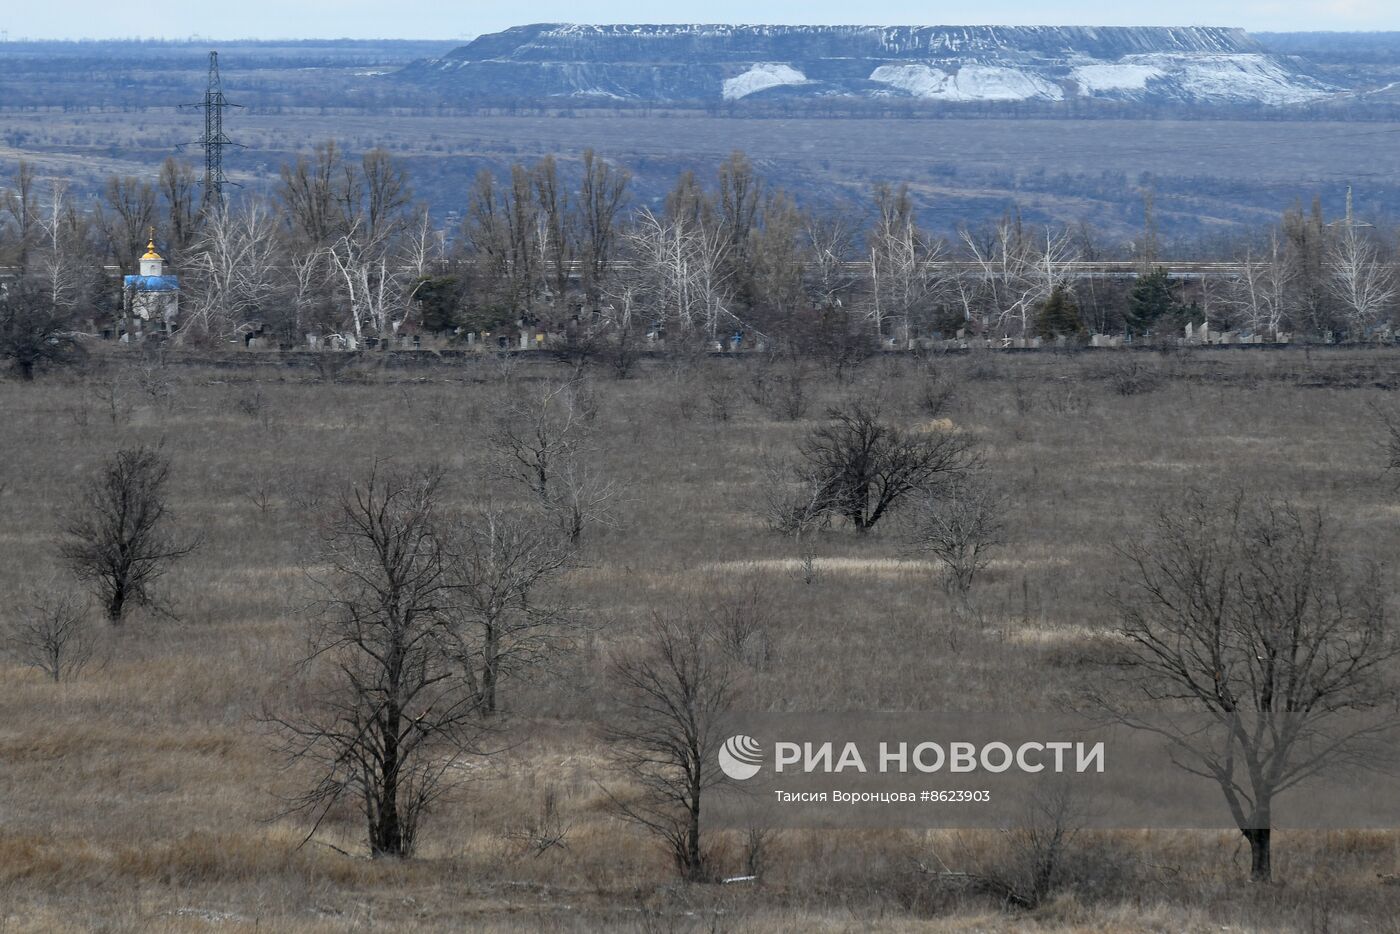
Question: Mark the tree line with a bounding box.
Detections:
[2,147,1399,378]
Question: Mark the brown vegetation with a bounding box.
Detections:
[1,347,1400,929]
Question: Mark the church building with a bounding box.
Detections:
[122,233,180,338]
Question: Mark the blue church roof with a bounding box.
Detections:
[125,275,179,292]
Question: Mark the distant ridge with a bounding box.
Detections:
[454,24,1264,61]
[396,23,1333,107]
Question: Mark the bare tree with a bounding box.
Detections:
[1372,400,1400,488]
[440,510,576,715]
[464,165,541,317]
[532,155,573,315]
[267,467,487,857]
[6,586,96,682]
[35,180,102,317]
[904,471,1004,598]
[747,349,809,421]
[547,456,624,544]
[2,161,39,272]
[602,613,740,881]
[626,207,735,341]
[181,199,281,342]
[960,215,1078,339]
[359,148,413,249]
[60,446,197,623]
[867,183,942,345]
[400,205,444,282]
[0,278,84,380]
[157,157,200,260]
[803,211,858,314]
[748,192,808,326]
[278,141,351,248]
[1224,234,1290,339]
[717,150,762,289]
[1098,490,1400,882]
[707,577,772,670]
[601,304,644,381]
[1327,226,1396,338]
[797,399,980,534]
[326,226,414,345]
[575,149,631,302]
[280,246,333,345]
[758,453,829,537]
[274,147,413,343]
[490,381,588,501]
[97,175,157,278]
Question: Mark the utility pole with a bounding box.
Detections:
[1328,184,1373,230]
[1140,188,1158,273]
[182,51,242,211]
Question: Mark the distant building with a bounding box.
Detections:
[122,234,179,338]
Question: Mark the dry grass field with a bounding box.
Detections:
[4,345,1400,931]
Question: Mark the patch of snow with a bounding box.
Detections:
[869,63,1064,102]
[957,65,1065,102]
[1068,53,1330,104]
[1071,62,1164,93]
[566,88,626,99]
[722,63,808,100]
[1128,53,1329,104]
[869,63,954,97]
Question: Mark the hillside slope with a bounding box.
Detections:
[397,24,1335,107]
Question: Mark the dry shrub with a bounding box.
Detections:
[5,586,97,682]
[915,368,957,419]
[1105,356,1159,396]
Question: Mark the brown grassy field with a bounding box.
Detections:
[4,345,1400,931]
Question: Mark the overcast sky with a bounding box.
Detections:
[5,1,1400,41]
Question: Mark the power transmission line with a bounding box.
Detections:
[180,51,243,210]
